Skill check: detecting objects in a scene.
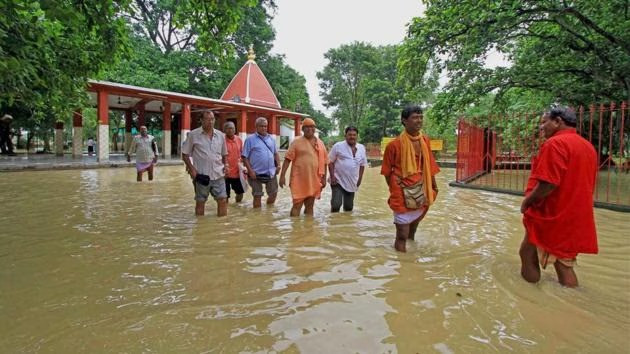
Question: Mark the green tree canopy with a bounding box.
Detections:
[318,42,438,142]
[403,0,630,130]
[0,0,129,124]
[103,0,326,135]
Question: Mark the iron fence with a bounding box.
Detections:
[452,102,629,211]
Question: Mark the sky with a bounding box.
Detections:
[270,0,426,114]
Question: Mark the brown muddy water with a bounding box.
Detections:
[0,167,628,353]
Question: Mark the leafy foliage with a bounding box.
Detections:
[318,42,438,142]
[403,0,630,133]
[103,0,326,136]
[0,0,129,134]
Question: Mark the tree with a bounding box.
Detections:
[126,0,260,56]
[2,0,273,146]
[0,0,129,134]
[105,0,326,137]
[403,0,630,120]
[318,43,439,142]
[318,42,379,129]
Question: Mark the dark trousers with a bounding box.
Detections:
[0,132,13,154]
[331,184,355,212]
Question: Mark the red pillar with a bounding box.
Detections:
[97,90,109,160]
[162,102,171,158]
[182,104,191,130]
[72,110,83,157]
[137,105,146,127]
[294,117,302,137]
[97,90,109,124]
[125,110,133,133]
[240,110,247,134]
[162,102,171,130]
[73,111,82,127]
[270,114,278,135]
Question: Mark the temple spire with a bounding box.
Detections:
[220,43,280,108]
[247,44,256,62]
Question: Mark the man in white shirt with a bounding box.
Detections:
[328,126,368,212]
[126,125,158,182]
[182,110,229,217]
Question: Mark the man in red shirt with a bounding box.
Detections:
[381,105,440,252]
[520,106,598,288]
[223,121,245,203]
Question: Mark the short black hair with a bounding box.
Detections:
[345,126,359,134]
[548,106,577,127]
[401,105,423,120]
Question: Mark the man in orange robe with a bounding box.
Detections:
[279,118,328,216]
[381,105,440,252]
[520,106,598,288]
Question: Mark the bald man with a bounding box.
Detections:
[126,125,158,182]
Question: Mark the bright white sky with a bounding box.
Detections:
[270,0,426,114]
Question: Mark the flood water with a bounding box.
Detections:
[0,167,628,353]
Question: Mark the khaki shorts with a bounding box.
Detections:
[194,178,227,202]
[537,248,577,269]
[249,175,278,197]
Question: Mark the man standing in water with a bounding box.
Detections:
[242,117,281,208]
[381,105,440,252]
[279,118,328,216]
[0,114,16,156]
[87,136,95,156]
[328,126,367,212]
[126,125,158,182]
[519,106,598,288]
[223,121,245,203]
[182,110,228,217]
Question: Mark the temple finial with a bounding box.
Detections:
[247,44,256,61]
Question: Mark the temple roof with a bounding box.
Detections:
[220,46,281,109]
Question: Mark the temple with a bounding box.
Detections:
[72,46,308,161]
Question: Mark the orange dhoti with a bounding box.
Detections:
[285,136,328,203]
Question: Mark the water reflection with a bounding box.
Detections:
[0,167,627,352]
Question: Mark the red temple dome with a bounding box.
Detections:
[221,46,281,109]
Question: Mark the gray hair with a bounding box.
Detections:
[547,106,577,127]
[255,117,268,126]
[201,109,214,117]
[223,121,235,129]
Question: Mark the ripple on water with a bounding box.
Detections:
[0,167,628,352]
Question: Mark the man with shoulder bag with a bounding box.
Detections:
[381,105,440,252]
[242,117,281,208]
[182,110,229,217]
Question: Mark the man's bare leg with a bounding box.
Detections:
[408,217,421,240]
[267,193,277,205]
[148,165,154,181]
[253,196,262,208]
[217,198,228,217]
[290,201,304,217]
[394,223,410,252]
[195,201,205,216]
[519,234,541,283]
[408,208,428,240]
[235,193,243,203]
[136,171,142,182]
[304,197,315,216]
[554,262,578,288]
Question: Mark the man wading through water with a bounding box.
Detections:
[381,105,440,252]
[182,110,229,217]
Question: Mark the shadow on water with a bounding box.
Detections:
[0,167,628,352]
